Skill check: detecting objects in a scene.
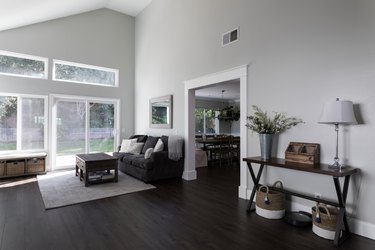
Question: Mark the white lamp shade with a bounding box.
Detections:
[319,99,358,124]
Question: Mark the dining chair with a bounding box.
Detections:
[209,135,233,167]
[231,137,240,165]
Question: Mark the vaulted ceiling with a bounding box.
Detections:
[0,0,152,31]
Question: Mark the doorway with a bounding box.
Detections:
[51,95,120,170]
[184,65,249,199]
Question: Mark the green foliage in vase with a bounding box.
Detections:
[245,105,303,134]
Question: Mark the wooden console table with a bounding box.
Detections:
[243,156,358,247]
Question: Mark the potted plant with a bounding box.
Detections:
[245,105,303,160]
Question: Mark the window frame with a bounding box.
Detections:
[0,93,48,154]
[52,59,119,87]
[0,50,48,79]
[195,108,218,135]
[50,94,120,170]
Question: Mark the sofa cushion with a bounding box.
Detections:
[129,135,148,143]
[113,152,128,161]
[154,139,164,152]
[141,136,159,154]
[126,142,144,154]
[132,156,154,170]
[161,135,168,151]
[119,138,137,152]
[122,153,143,164]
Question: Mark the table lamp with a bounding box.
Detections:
[319,98,357,169]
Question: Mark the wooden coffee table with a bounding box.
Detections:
[75,153,118,187]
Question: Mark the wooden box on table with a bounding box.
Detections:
[285,142,320,165]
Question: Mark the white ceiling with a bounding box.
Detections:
[0,0,152,31]
[195,79,240,101]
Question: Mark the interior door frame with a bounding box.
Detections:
[184,65,249,199]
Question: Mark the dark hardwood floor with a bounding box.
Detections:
[0,166,374,250]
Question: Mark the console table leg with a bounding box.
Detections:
[246,163,264,213]
[333,176,351,246]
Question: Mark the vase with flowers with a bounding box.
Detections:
[245,105,303,160]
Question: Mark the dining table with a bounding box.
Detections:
[195,136,240,162]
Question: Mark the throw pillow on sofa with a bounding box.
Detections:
[129,135,148,143]
[125,142,144,155]
[160,135,169,151]
[119,138,137,152]
[154,139,164,152]
[144,148,154,159]
[141,136,159,154]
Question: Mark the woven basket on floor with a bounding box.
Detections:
[312,203,339,240]
[255,181,285,219]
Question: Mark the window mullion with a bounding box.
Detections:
[203,109,206,134]
[86,100,89,153]
[17,96,22,151]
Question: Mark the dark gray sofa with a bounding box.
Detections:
[113,135,184,183]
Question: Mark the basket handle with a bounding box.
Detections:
[257,185,270,205]
[257,185,269,193]
[272,181,283,189]
[314,203,331,223]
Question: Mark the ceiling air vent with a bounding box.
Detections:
[222,27,239,47]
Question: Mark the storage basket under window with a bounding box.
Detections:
[311,203,339,240]
[255,181,285,219]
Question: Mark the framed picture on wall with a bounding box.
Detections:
[149,95,173,129]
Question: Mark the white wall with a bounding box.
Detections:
[0,8,135,140]
[135,0,375,239]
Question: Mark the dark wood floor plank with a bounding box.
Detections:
[0,165,374,250]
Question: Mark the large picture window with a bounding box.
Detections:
[0,94,47,152]
[0,50,48,79]
[53,60,119,87]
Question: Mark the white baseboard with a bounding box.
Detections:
[242,188,375,240]
[182,170,197,181]
[350,218,375,240]
[238,185,248,199]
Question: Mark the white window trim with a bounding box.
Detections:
[0,50,48,79]
[0,92,48,154]
[52,59,119,87]
[50,94,120,170]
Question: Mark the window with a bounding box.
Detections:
[52,95,119,169]
[195,108,217,134]
[0,50,48,79]
[0,94,47,152]
[53,60,119,87]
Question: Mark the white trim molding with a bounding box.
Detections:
[184,65,248,188]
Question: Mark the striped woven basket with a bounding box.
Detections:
[255,181,285,219]
[312,203,339,240]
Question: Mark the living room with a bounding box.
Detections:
[0,0,374,249]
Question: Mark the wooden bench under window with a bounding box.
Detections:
[0,152,47,178]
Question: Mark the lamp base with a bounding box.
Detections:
[328,158,345,170]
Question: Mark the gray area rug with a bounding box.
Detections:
[37,170,155,209]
